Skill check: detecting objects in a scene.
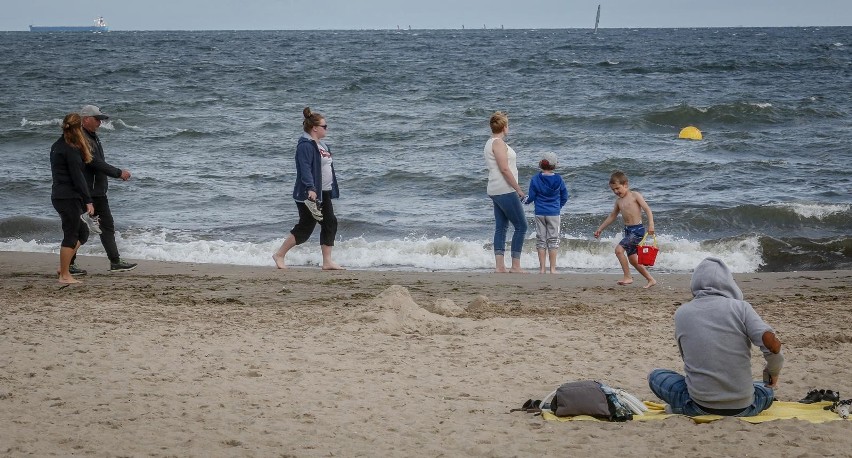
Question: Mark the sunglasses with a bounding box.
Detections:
[318,124,328,129]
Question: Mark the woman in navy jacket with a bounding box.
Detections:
[50,113,96,283]
[273,107,342,270]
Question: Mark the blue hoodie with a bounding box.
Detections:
[525,172,568,216]
[292,133,339,204]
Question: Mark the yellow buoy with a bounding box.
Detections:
[679,126,702,140]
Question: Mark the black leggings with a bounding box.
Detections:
[290,191,338,246]
[52,198,89,248]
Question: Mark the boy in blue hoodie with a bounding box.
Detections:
[524,152,569,273]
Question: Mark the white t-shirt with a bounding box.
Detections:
[318,142,333,191]
[484,137,518,196]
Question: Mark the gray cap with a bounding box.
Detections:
[540,152,558,169]
[80,105,109,120]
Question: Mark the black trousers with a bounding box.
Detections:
[290,191,338,246]
[72,195,121,264]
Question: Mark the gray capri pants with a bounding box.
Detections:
[534,215,561,250]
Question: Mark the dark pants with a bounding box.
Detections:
[72,195,121,264]
[52,198,89,248]
[290,191,338,246]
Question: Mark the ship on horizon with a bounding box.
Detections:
[29,16,109,33]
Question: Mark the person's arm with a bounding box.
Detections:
[295,142,317,201]
[761,331,784,388]
[560,180,569,208]
[634,191,654,235]
[86,149,124,179]
[594,202,619,238]
[492,138,524,199]
[67,149,93,205]
[524,177,536,205]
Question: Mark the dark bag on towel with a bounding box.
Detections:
[551,380,612,418]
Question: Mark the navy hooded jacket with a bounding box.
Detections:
[292,133,339,203]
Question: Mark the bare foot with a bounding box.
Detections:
[539,269,546,274]
[272,254,287,270]
[495,268,508,273]
[322,262,345,270]
[617,278,634,286]
[58,276,81,284]
[509,268,528,274]
[549,269,557,274]
[643,279,657,289]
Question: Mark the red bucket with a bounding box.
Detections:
[637,234,659,266]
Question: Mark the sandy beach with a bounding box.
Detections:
[1,251,851,457]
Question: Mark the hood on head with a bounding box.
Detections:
[689,257,743,300]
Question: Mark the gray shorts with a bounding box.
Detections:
[534,215,561,250]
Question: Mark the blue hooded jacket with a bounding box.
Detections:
[292,133,339,203]
[525,172,568,216]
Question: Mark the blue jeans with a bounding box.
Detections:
[490,192,527,259]
[648,369,775,417]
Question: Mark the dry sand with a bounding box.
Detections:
[1,251,851,457]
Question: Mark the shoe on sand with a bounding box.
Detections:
[110,259,138,272]
[303,199,323,221]
[69,264,88,276]
[799,389,824,404]
[81,213,102,234]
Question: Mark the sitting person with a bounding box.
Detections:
[648,257,783,416]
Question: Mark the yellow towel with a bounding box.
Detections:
[541,401,849,424]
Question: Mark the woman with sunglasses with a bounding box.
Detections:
[273,107,343,270]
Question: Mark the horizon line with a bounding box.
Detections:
[8,24,850,32]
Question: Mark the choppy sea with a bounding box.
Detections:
[1,27,850,272]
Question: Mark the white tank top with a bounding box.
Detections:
[484,137,518,196]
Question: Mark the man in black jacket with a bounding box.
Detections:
[76,105,137,272]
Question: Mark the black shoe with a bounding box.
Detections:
[823,390,840,403]
[109,259,138,272]
[799,389,824,404]
[69,264,87,276]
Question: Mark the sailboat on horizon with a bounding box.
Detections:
[594,4,601,33]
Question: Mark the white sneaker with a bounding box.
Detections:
[303,199,323,221]
[81,213,102,234]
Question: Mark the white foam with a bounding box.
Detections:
[0,229,766,273]
[771,202,850,219]
[21,117,61,127]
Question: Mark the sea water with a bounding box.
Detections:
[0,27,850,272]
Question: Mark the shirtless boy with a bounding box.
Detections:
[594,171,656,288]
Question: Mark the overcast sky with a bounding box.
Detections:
[5,0,851,31]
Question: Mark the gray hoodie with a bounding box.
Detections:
[675,257,784,409]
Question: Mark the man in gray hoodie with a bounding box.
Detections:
[648,257,783,416]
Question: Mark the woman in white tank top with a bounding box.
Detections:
[484,112,528,273]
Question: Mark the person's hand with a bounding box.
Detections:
[120,169,131,181]
[648,230,655,236]
[765,373,779,389]
[516,190,525,201]
[307,190,317,202]
[594,230,601,239]
[763,367,779,388]
[86,203,95,216]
